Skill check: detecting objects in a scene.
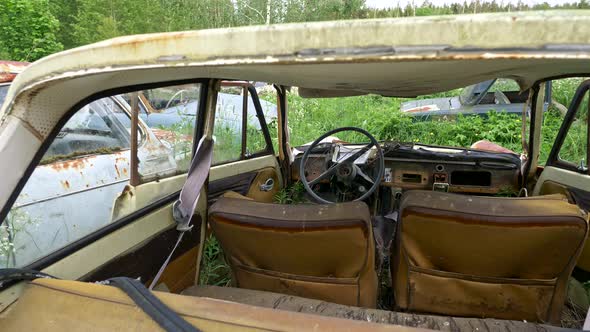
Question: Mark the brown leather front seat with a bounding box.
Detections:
[209,197,378,308]
[392,191,588,324]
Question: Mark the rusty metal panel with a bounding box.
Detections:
[0,61,28,83]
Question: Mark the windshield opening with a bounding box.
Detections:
[288,87,524,155]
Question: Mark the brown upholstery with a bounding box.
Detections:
[209,197,378,308]
[392,191,588,324]
[221,190,253,200]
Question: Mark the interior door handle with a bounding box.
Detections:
[260,178,274,192]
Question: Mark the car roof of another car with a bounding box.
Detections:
[0,61,29,84]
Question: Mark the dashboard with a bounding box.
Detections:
[293,141,522,195]
[380,142,521,194]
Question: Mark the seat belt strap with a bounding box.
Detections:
[149,136,213,290]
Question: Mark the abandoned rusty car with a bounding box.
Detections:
[1,11,590,332]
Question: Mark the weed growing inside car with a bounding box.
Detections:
[199,235,232,287]
[274,181,306,204]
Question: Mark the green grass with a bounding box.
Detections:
[273,79,588,167]
[198,235,232,287]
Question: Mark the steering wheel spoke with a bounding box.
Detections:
[336,143,374,163]
[354,164,374,185]
[308,163,339,186]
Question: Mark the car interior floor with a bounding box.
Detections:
[187,187,589,330]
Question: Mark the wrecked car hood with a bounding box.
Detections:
[401,97,461,113]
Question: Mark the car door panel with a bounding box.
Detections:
[533,80,590,271]
[4,94,181,269]
[68,82,208,292]
[208,171,257,203]
[35,184,207,294]
[101,172,206,292]
[536,172,590,211]
[80,217,201,293]
[209,154,281,204]
[245,166,281,202]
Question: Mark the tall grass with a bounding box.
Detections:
[271,78,587,166]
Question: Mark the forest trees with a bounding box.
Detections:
[0,0,62,61]
[2,0,590,62]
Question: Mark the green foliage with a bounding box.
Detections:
[212,125,242,164]
[495,186,520,197]
[158,118,194,172]
[0,0,63,61]
[0,209,39,268]
[246,123,268,155]
[48,0,79,49]
[274,181,306,204]
[285,92,523,150]
[1,0,588,59]
[283,80,586,168]
[198,235,231,286]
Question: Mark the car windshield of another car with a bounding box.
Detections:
[42,98,130,163]
[63,108,112,134]
[459,79,496,105]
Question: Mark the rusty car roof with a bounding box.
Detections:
[2,11,590,208]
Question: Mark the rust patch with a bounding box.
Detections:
[0,60,28,83]
[151,128,192,143]
[49,158,87,171]
[114,164,121,177]
[115,156,129,164]
[61,180,70,189]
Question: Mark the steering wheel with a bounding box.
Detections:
[300,127,384,204]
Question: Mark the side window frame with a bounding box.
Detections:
[211,82,274,166]
[546,79,590,174]
[0,79,209,271]
[245,84,275,158]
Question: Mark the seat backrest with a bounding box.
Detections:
[392,191,588,324]
[209,197,377,308]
